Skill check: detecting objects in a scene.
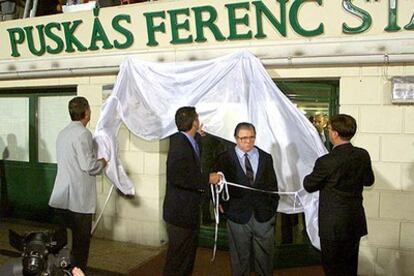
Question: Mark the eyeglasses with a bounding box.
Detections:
[237,136,256,142]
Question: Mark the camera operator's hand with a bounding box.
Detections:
[72,267,85,276]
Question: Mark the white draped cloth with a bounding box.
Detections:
[94,50,327,249]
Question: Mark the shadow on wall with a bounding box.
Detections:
[358,245,377,276]
[359,245,405,275]
[0,137,10,217]
[407,162,414,191]
[96,180,140,241]
[360,161,414,276]
[374,249,404,276]
[3,134,26,161]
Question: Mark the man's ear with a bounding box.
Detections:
[84,108,91,120]
[192,119,198,130]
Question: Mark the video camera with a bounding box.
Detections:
[0,228,73,276]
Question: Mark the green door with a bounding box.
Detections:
[0,88,75,222]
[198,80,339,268]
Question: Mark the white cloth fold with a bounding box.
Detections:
[94,50,327,249]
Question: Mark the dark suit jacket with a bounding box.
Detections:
[163,132,209,229]
[303,143,375,241]
[214,147,279,224]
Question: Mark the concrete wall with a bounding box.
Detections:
[268,64,414,275]
[78,77,169,247]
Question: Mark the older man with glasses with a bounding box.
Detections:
[214,122,279,276]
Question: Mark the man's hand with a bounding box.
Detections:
[99,158,108,168]
[209,172,221,185]
[72,267,85,276]
[198,123,206,137]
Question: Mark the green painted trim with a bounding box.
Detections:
[199,225,228,250]
[29,95,37,165]
[274,244,321,268]
[0,87,76,222]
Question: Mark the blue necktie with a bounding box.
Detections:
[194,142,200,159]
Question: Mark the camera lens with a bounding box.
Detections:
[23,254,43,275]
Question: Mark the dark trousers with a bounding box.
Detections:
[53,209,92,272]
[320,238,360,276]
[227,215,275,276]
[280,213,298,244]
[163,223,199,276]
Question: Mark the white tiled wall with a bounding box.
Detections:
[270,64,414,275]
[337,65,414,275]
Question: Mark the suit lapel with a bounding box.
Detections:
[254,150,264,186]
[230,148,243,172]
[229,148,245,181]
[180,132,201,166]
[230,147,257,186]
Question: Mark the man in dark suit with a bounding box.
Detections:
[163,106,220,276]
[214,122,279,276]
[304,114,375,276]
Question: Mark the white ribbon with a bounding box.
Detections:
[91,184,114,234]
[209,172,300,261]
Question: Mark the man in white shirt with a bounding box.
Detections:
[49,96,107,272]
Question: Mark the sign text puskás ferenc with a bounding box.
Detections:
[6,0,414,58]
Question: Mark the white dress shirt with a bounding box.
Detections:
[235,146,259,180]
[49,121,105,214]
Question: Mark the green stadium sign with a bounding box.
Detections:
[6,0,414,58]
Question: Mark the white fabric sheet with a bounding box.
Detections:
[94,50,327,249]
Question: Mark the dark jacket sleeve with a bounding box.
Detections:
[303,156,330,193]
[213,150,244,198]
[361,149,375,187]
[265,154,279,199]
[167,134,208,191]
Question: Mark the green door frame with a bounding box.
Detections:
[0,87,76,221]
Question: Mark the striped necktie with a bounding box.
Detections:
[244,153,254,185]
